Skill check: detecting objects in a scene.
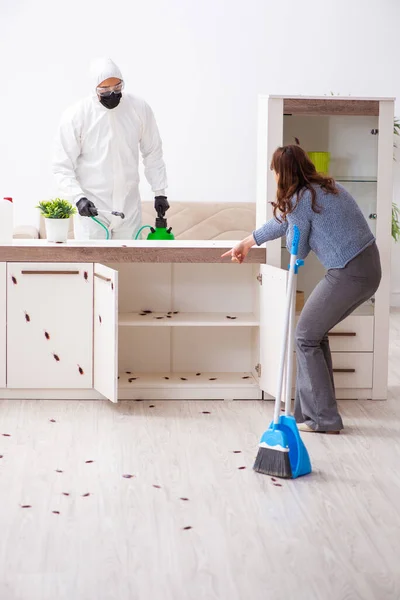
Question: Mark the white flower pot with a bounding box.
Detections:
[45,218,70,243]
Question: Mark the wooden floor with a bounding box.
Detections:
[1,314,400,600]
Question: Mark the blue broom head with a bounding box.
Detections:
[253,424,292,478]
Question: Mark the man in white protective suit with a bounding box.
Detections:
[52,57,169,240]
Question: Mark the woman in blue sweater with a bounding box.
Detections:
[223,145,381,434]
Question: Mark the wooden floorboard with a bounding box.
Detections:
[1,312,400,599]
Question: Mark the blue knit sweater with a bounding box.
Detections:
[253,184,375,269]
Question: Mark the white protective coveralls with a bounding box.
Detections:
[52,58,167,240]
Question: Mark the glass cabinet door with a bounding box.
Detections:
[335,177,377,237]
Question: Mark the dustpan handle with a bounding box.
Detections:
[284,264,300,416]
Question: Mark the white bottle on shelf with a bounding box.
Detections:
[0,197,13,243]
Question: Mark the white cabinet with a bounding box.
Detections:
[257,95,394,400]
[7,263,93,389]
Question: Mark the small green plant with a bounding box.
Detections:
[36,198,77,219]
[393,119,400,242]
[392,203,400,242]
[394,118,400,137]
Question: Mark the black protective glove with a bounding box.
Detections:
[154,195,169,218]
[76,197,98,217]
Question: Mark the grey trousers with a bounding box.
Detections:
[294,242,382,431]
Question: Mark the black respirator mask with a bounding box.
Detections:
[99,92,122,110]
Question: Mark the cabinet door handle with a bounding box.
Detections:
[328,332,356,337]
[333,368,356,373]
[21,270,80,275]
[94,273,112,283]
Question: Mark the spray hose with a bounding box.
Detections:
[91,217,110,239]
[134,225,152,240]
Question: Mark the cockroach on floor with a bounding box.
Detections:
[53,353,60,362]
[24,312,30,323]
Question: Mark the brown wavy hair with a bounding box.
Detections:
[270,145,338,221]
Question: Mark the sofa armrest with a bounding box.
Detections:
[13,226,40,240]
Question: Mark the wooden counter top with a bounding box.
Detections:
[0,240,266,264]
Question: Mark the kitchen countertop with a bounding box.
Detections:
[0,240,266,263]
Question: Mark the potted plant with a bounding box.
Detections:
[36,198,76,243]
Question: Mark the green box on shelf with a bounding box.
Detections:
[308,151,330,174]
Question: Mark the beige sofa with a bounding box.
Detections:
[13,202,256,241]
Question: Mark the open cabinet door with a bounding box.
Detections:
[259,263,288,398]
[0,263,5,389]
[94,264,118,403]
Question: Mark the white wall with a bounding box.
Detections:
[1,0,400,299]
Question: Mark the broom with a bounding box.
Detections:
[253,225,300,478]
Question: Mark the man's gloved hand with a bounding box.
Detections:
[154,195,169,218]
[76,197,98,217]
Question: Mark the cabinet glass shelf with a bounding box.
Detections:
[335,176,377,183]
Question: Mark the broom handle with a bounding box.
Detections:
[273,226,300,425]
[284,273,297,416]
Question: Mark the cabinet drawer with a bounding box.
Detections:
[293,352,373,389]
[295,315,374,352]
[331,352,373,388]
[328,316,373,352]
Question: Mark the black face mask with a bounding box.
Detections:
[99,92,122,110]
